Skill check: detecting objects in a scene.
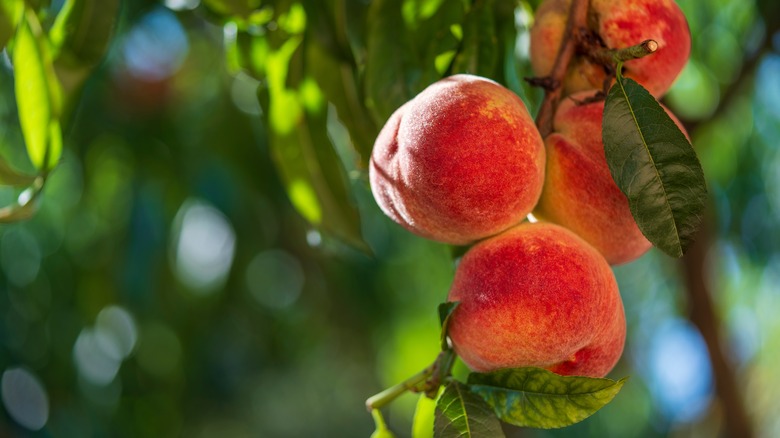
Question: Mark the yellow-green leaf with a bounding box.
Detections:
[13,9,63,171]
[468,367,626,429]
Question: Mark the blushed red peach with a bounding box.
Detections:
[369,74,545,245]
[534,90,689,265]
[447,222,626,378]
[530,0,691,97]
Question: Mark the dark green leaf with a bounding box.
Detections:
[259,37,368,251]
[414,0,466,84]
[50,0,119,68]
[1,0,22,50]
[438,301,459,350]
[364,0,417,123]
[602,76,707,257]
[451,0,497,77]
[13,9,63,171]
[305,35,377,165]
[412,393,436,438]
[435,380,505,438]
[468,367,626,429]
[224,29,269,80]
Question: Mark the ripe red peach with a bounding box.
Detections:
[447,222,626,378]
[534,91,689,265]
[369,74,545,245]
[530,0,691,97]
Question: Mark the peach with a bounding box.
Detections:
[447,222,625,377]
[534,91,688,265]
[369,74,545,245]
[530,0,691,97]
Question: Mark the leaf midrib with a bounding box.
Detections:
[615,76,681,253]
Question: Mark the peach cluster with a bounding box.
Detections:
[368,0,690,378]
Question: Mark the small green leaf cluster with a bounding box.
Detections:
[0,0,118,221]
[371,302,625,437]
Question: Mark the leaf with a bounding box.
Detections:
[364,0,417,123]
[49,0,120,68]
[413,0,466,84]
[0,0,22,50]
[602,75,707,257]
[438,301,459,350]
[13,8,63,171]
[450,0,497,77]
[305,36,377,165]
[468,367,626,429]
[371,409,397,438]
[412,393,436,438]
[435,380,505,438]
[260,37,368,251]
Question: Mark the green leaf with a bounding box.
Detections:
[437,301,459,350]
[50,0,119,68]
[13,8,63,171]
[602,75,707,257]
[435,380,504,438]
[0,0,22,50]
[450,0,497,77]
[468,367,626,429]
[305,36,377,165]
[413,0,466,84]
[412,393,436,438]
[260,37,367,251]
[371,409,397,438]
[364,0,417,123]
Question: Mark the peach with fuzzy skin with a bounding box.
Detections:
[369,74,545,245]
[534,91,689,265]
[447,222,626,378]
[530,0,691,97]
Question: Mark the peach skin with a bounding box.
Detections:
[369,74,545,245]
[447,222,626,377]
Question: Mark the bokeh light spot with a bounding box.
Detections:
[1,228,42,287]
[95,306,138,361]
[245,250,304,309]
[1,367,49,431]
[122,8,189,81]
[73,328,121,386]
[647,319,713,423]
[172,199,236,294]
[136,323,182,378]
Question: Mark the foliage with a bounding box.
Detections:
[0,0,777,437]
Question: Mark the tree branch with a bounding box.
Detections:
[534,0,590,137]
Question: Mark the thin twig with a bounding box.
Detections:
[534,0,590,137]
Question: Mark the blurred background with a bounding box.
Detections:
[0,0,778,436]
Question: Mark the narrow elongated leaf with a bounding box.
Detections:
[468,367,626,429]
[305,38,377,164]
[1,0,22,49]
[450,0,497,77]
[364,0,417,123]
[412,393,436,438]
[414,0,465,84]
[435,380,504,438]
[50,0,119,68]
[602,76,707,257]
[259,37,367,251]
[438,301,459,350]
[13,9,63,171]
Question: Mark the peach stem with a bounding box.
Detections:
[592,39,658,67]
[535,0,590,137]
